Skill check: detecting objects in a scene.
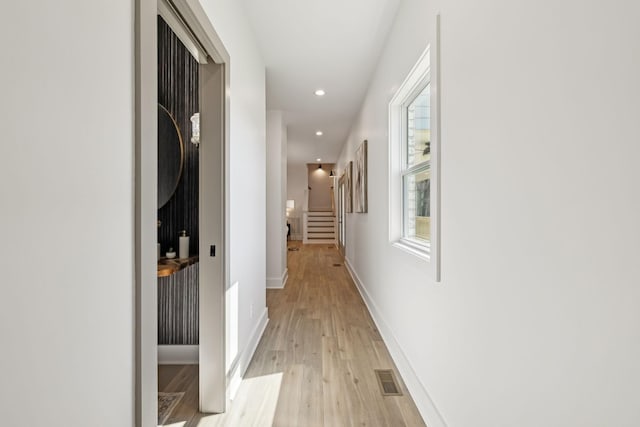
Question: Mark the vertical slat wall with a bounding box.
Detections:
[157,16,199,346]
[157,16,199,256]
[158,264,199,344]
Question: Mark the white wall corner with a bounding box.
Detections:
[344,258,447,427]
[266,268,288,289]
[227,307,269,399]
[266,110,287,289]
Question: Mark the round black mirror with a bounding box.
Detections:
[158,104,184,208]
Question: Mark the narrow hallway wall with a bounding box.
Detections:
[199,0,268,387]
[266,110,288,288]
[337,0,640,426]
[0,1,135,425]
[287,162,307,240]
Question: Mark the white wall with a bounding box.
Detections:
[287,163,307,215]
[0,2,134,426]
[337,0,640,426]
[307,164,335,211]
[199,0,268,381]
[266,110,288,288]
[286,162,307,240]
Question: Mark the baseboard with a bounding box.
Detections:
[158,345,199,365]
[344,258,447,427]
[266,268,288,289]
[227,307,269,399]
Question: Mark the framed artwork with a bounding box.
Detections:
[344,161,353,213]
[354,140,368,213]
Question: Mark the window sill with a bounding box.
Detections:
[392,239,430,262]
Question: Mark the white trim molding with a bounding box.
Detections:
[158,0,208,64]
[158,345,199,365]
[344,257,447,427]
[266,268,288,289]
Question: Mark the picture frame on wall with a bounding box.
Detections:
[345,161,353,213]
[354,140,368,213]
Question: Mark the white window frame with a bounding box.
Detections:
[402,82,431,248]
[388,43,441,281]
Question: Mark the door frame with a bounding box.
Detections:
[337,174,346,257]
[135,0,231,424]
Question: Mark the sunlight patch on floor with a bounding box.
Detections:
[196,373,283,427]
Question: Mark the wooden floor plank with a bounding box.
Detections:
[158,242,426,427]
[157,364,200,426]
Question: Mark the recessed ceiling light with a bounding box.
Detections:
[316,131,323,136]
[316,158,322,162]
[314,89,326,96]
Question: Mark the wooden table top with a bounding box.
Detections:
[157,256,199,278]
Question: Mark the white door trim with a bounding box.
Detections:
[134,1,158,425]
[199,58,227,413]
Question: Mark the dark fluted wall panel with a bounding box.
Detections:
[158,264,199,345]
[157,16,199,256]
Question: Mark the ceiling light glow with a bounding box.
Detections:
[314,89,326,96]
[316,158,322,162]
[316,131,323,136]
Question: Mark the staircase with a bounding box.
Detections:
[304,211,336,244]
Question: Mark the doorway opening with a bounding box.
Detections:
[135,0,231,425]
[156,13,201,424]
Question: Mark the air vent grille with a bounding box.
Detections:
[375,369,403,396]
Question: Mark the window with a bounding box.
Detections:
[403,84,431,244]
[389,44,439,280]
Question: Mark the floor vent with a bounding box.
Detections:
[375,369,403,396]
[288,247,300,252]
[328,246,334,249]
[333,263,342,267]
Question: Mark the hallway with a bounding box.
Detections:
[159,242,426,426]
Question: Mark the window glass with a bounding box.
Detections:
[403,82,431,243]
[404,168,430,242]
[406,84,431,168]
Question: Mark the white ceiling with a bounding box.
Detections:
[242,0,401,165]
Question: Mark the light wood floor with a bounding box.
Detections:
[159,242,426,427]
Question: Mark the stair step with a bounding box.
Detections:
[308,216,334,221]
[307,226,334,232]
[305,210,335,242]
[305,239,336,244]
[308,232,335,238]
